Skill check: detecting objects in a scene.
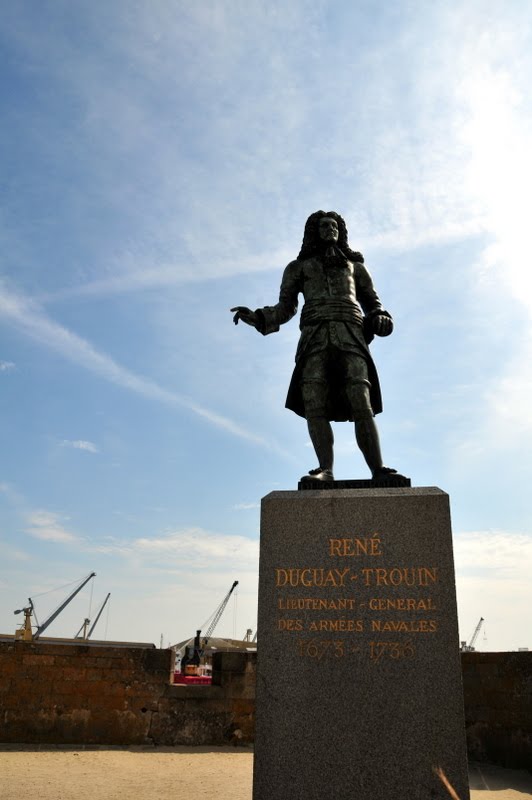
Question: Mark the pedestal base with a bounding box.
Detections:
[253,487,469,800]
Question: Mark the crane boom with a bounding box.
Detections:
[88,593,111,638]
[469,617,484,649]
[74,618,90,639]
[202,580,238,647]
[179,580,239,677]
[34,572,96,639]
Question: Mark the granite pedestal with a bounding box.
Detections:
[253,487,469,800]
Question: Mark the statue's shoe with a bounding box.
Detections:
[372,466,398,479]
[372,466,410,486]
[300,468,334,483]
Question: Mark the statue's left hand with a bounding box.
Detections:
[373,314,393,337]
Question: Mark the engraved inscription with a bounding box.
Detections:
[361,567,438,586]
[276,568,351,587]
[371,619,437,633]
[370,640,415,662]
[278,619,303,631]
[328,535,383,557]
[274,531,440,661]
[368,597,436,611]
[278,597,356,611]
[297,639,346,659]
[295,638,418,662]
[308,619,363,632]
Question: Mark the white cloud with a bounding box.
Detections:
[132,528,259,569]
[455,530,532,577]
[0,543,29,562]
[40,247,294,302]
[455,529,532,650]
[233,502,260,510]
[0,361,15,371]
[0,282,288,455]
[25,510,80,544]
[98,527,259,573]
[0,481,24,506]
[459,69,532,311]
[85,526,259,643]
[447,59,532,456]
[60,439,99,454]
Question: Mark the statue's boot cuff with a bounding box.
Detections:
[300,468,334,483]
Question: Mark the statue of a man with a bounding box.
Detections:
[232,211,404,484]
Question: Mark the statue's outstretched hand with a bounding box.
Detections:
[231,307,258,327]
[373,314,394,337]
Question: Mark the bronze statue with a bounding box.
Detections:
[232,211,405,485]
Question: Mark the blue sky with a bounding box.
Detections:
[1,0,532,651]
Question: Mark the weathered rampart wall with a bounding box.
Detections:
[462,650,532,770]
[1,641,530,767]
[0,641,255,746]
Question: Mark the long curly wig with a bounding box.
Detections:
[297,210,364,263]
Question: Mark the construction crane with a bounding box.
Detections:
[13,601,34,642]
[75,592,111,640]
[201,580,239,650]
[14,572,96,641]
[180,580,239,675]
[461,617,484,652]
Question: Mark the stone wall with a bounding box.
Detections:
[0,640,255,746]
[462,650,532,770]
[1,640,531,766]
[152,652,255,746]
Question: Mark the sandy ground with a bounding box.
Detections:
[1,747,531,800]
[0,747,252,800]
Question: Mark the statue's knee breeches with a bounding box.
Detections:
[346,379,374,421]
[301,379,328,418]
[300,352,328,418]
[341,351,373,420]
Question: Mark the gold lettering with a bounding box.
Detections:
[369,536,383,556]
[362,568,439,587]
[352,539,368,555]
[278,619,303,631]
[368,597,437,612]
[275,568,352,588]
[328,535,383,557]
[308,619,363,632]
[329,539,343,556]
[276,569,288,586]
[388,568,404,586]
[371,619,438,633]
[277,597,357,611]
[420,567,438,585]
[376,568,388,585]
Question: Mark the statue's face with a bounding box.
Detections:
[318,216,339,243]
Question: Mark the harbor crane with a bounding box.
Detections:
[75,592,111,640]
[180,580,239,675]
[243,628,258,643]
[14,572,96,641]
[461,617,484,652]
[201,580,239,650]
